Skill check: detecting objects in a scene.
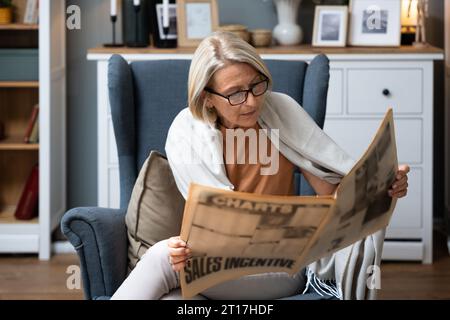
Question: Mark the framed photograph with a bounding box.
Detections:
[348,0,401,46]
[176,0,219,47]
[312,6,348,47]
[156,3,178,40]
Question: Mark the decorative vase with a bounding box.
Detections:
[272,0,303,45]
[0,7,13,24]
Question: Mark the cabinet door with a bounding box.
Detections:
[323,119,423,235]
[39,0,66,260]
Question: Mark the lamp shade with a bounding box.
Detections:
[401,0,418,27]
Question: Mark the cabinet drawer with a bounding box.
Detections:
[326,69,344,115]
[347,69,423,115]
[323,118,422,164]
[388,168,422,229]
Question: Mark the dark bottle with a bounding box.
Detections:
[149,0,177,48]
[122,0,151,47]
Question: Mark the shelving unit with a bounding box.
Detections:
[0,0,66,260]
[0,23,39,30]
[0,15,41,255]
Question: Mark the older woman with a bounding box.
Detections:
[112,31,409,300]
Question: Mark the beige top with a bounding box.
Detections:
[219,122,296,196]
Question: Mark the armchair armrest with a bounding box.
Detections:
[61,207,128,300]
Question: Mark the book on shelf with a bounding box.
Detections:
[24,104,39,143]
[28,116,39,143]
[14,164,39,220]
[23,0,39,24]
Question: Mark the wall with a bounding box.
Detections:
[67,0,113,208]
[426,0,445,224]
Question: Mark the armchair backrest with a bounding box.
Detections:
[108,54,330,209]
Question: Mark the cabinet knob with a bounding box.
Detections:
[382,89,391,97]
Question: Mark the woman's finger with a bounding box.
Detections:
[389,187,407,196]
[398,164,410,174]
[171,254,192,265]
[168,237,186,249]
[396,166,410,180]
[394,175,408,184]
[392,190,407,198]
[391,181,408,192]
[169,247,191,256]
[167,236,180,246]
[391,177,407,190]
[172,259,190,272]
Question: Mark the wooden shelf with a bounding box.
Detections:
[0,136,39,151]
[88,44,445,55]
[0,81,39,88]
[0,23,38,30]
[0,206,38,225]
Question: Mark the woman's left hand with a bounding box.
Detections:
[388,164,410,198]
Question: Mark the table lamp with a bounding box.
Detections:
[401,0,418,45]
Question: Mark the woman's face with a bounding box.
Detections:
[206,63,267,129]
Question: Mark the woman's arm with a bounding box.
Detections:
[300,168,338,196]
[300,164,410,198]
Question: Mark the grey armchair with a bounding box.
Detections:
[61,54,331,300]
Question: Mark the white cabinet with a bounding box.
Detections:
[323,59,436,263]
[88,46,443,263]
[0,0,67,260]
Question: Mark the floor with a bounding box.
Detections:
[0,253,83,300]
[0,235,449,300]
[378,230,450,300]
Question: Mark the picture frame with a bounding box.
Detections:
[348,0,401,47]
[176,0,219,47]
[312,6,349,47]
[155,2,178,41]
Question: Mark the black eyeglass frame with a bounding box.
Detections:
[204,77,269,106]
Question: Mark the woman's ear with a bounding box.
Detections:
[204,94,214,109]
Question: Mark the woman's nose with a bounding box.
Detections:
[246,91,258,106]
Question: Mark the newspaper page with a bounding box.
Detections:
[300,108,398,265]
[179,108,398,298]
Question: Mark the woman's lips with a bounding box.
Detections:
[241,110,256,116]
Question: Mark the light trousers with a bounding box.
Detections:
[111,239,306,300]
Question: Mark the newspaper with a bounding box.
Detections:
[179,108,398,298]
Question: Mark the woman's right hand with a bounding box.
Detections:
[168,236,191,272]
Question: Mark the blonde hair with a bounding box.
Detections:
[188,31,273,125]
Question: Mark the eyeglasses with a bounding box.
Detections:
[204,78,269,106]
